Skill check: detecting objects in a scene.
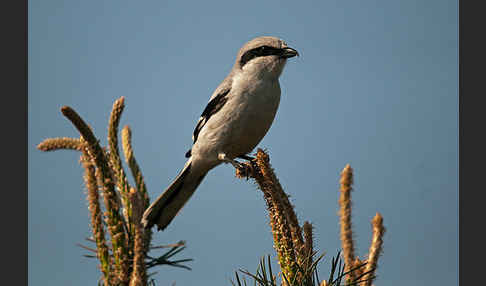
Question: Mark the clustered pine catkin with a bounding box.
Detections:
[248,153,298,282]
[237,149,316,285]
[339,164,357,280]
[107,97,133,227]
[128,188,147,286]
[121,126,149,205]
[81,152,112,282]
[302,221,314,269]
[363,213,386,286]
[39,96,386,286]
[338,164,386,285]
[38,98,153,286]
[61,106,130,284]
[37,137,85,152]
[237,152,386,286]
[121,125,152,254]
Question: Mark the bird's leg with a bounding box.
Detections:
[237,154,255,161]
[218,153,244,169]
[220,153,255,179]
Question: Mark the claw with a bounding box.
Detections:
[218,153,243,169]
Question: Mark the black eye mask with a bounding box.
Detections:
[240,46,284,67]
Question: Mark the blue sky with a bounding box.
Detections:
[29,0,458,285]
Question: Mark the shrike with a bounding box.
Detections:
[142,36,299,230]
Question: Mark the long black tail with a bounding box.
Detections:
[141,158,207,231]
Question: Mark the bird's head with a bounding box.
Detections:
[235,36,299,80]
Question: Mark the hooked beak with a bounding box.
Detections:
[280,47,299,59]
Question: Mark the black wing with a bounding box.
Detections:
[185,89,230,158]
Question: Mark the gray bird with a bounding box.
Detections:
[141,36,299,231]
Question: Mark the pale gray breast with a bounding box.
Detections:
[191,73,281,162]
[220,75,281,157]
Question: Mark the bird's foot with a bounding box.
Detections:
[218,153,255,179]
[218,153,244,169]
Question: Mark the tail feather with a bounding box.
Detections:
[141,158,207,231]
